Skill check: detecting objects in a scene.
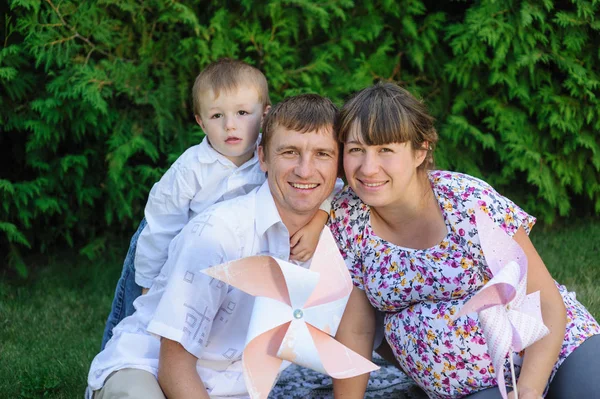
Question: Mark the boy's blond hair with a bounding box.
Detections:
[192,58,270,116]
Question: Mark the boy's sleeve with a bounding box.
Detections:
[135,159,198,288]
[318,178,345,214]
[146,211,235,359]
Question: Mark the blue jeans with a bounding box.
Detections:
[100,219,147,350]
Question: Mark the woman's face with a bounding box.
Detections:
[343,126,427,208]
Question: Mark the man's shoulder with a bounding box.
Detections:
[185,187,260,236]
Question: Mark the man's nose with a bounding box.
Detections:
[294,155,314,178]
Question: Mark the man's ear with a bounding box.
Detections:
[195,115,205,130]
[258,145,268,173]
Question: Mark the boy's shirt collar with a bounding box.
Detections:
[196,135,260,169]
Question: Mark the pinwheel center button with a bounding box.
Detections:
[293,309,304,319]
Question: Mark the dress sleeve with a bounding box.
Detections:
[328,188,366,290]
[134,156,198,288]
[462,174,536,237]
[146,211,235,359]
[319,178,346,213]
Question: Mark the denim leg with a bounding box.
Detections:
[100,218,147,350]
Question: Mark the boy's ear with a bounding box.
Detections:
[262,105,272,120]
[258,145,268,173]
[195,115,205,130]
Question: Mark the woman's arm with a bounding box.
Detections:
[333,286,377,399]
[512,227,567,397]
[158,338,210,399]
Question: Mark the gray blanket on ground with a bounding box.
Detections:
[270,355,428,399]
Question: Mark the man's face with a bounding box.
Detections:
[258,125,339,218]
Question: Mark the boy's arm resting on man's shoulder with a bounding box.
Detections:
[158,338,210,399]
[135,163,198,288]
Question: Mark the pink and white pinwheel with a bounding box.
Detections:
[201,228,379,399]
[454,208,549,399]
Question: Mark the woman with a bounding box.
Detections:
[330,83,600,398]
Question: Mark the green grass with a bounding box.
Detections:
[0,220,598,398]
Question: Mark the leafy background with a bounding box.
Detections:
[2,0,599,276]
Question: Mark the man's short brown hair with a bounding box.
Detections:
[192,58,270,116]
[260,94,338,154]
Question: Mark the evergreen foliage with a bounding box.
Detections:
[1,0,599,275]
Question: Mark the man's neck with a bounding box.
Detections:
[278,210,316,238]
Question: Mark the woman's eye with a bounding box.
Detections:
[348,147,363,153]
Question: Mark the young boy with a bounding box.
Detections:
[101,59,338,349]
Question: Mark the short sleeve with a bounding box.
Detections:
[454,173,536,237]
[319,178,346,213]
[328,187,367,290]
[146,212,236,358]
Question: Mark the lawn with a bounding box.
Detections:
[1,219,598,398]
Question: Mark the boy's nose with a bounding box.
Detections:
[225,117,236,131]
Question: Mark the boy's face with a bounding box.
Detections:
[196,85,269,166]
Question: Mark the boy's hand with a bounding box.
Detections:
[141,288,149,295]
[289,210,329,262]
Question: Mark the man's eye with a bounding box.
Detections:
[317,152,331,158]
[282,150,298,156]
[211,113,223,119]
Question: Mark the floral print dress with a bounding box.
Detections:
[329,170,600,399]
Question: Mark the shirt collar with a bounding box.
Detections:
[196,136,260,170]
[254,181,285,236]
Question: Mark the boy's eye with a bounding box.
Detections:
[238,110,249,116]
[211,113,223,119]
[380,147,393,153]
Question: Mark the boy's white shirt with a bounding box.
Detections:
[135,135,343,288]
[88,182,318,397]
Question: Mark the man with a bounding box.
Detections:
[87,94,340,399]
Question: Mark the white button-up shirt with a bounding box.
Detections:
[134,136,266,287]
[88,182,309,398]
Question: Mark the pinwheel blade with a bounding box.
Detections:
[243,323,289,399]
[277,319,328,375]
[303,228,353,308]
[246,296,293,346]
[455,261,521,319]
[307,323,379,378]
[201,256,291,305]
[275,259,320,310]
[475,208,527,277]
[303,296,348,336]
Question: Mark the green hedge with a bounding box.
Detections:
[1,0,599,276]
